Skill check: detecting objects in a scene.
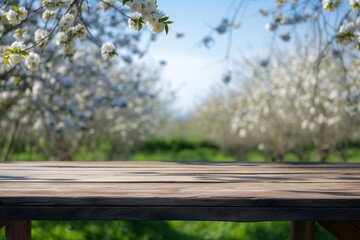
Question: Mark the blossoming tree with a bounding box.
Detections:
[0,0,172,160]
[194,49,359,162]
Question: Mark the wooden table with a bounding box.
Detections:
[0,162,360,240]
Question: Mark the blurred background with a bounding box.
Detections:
[0,0,359,239]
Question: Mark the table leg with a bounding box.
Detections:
[0,221,7,230]
[5,221,31,240]
[291,221,314,240]
[318,221,360,240]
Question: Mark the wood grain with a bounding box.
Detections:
[291,221,314,240]
[5,221,31,240]
[0,162,360,221]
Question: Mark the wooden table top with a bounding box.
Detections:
[0,161,360,222]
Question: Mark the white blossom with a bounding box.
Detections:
[18,7,28,20]
[101,42,116,60]
[6,7,27,25]
[349,0,360,10]
[128,13,142,31]
[25,52,41,71]
[13,29,26,42]
[0,24,4,38]
[265,22,278,31]
[127,0,142,12]
[8,41,26,66]
[32,81,43,97]
[356,16,360,26]
[99,0,115,10]
[42,10,56,21]
[6,10,20,25]
[148,21,165,33]
[34,29,50,48]
[69,24,86,39]
[322,0,342,11]
[59,13,75,31]
[338,22,356,35]
[239,129,247,138]
[55,32,68,46]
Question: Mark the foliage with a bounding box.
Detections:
[5,136,360,162]
[131,139,235,161]
[0,220,337,240]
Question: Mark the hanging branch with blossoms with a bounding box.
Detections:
[260,0,360,50]
[199,0,360,84]
[0,0,173,72]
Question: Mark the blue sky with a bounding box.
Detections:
[148,0,274,115]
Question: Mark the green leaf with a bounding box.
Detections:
[18,50,29,57]
[14,76,21,85]
[335,32,355,42]
[16,29,26,35]
[2,51,10,57]
[165,24,169,35]
[13,5,19,11]
[3,57,9,66]
[160,16,169,22]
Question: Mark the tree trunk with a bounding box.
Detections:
[318,146,330,162]
[2,118,20,162]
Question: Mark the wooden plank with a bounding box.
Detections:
[0,182,360,207]
[0,162,360,222]
[0,181,359,198]
[291,221,314,240]
[5,221,31,240]
[0,206,359,221]
[1,172,360,183]
[318,221,360,240]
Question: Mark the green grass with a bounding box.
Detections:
[245,152,267,162]
[131,147,235,162]
[131,139,235,162]
[8,147,360,162]
[131,147,360,163]
[8,152,47,161]
[7,137,360,163]
[0,221,336,240]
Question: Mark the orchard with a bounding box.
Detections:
[0,0,359,162]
